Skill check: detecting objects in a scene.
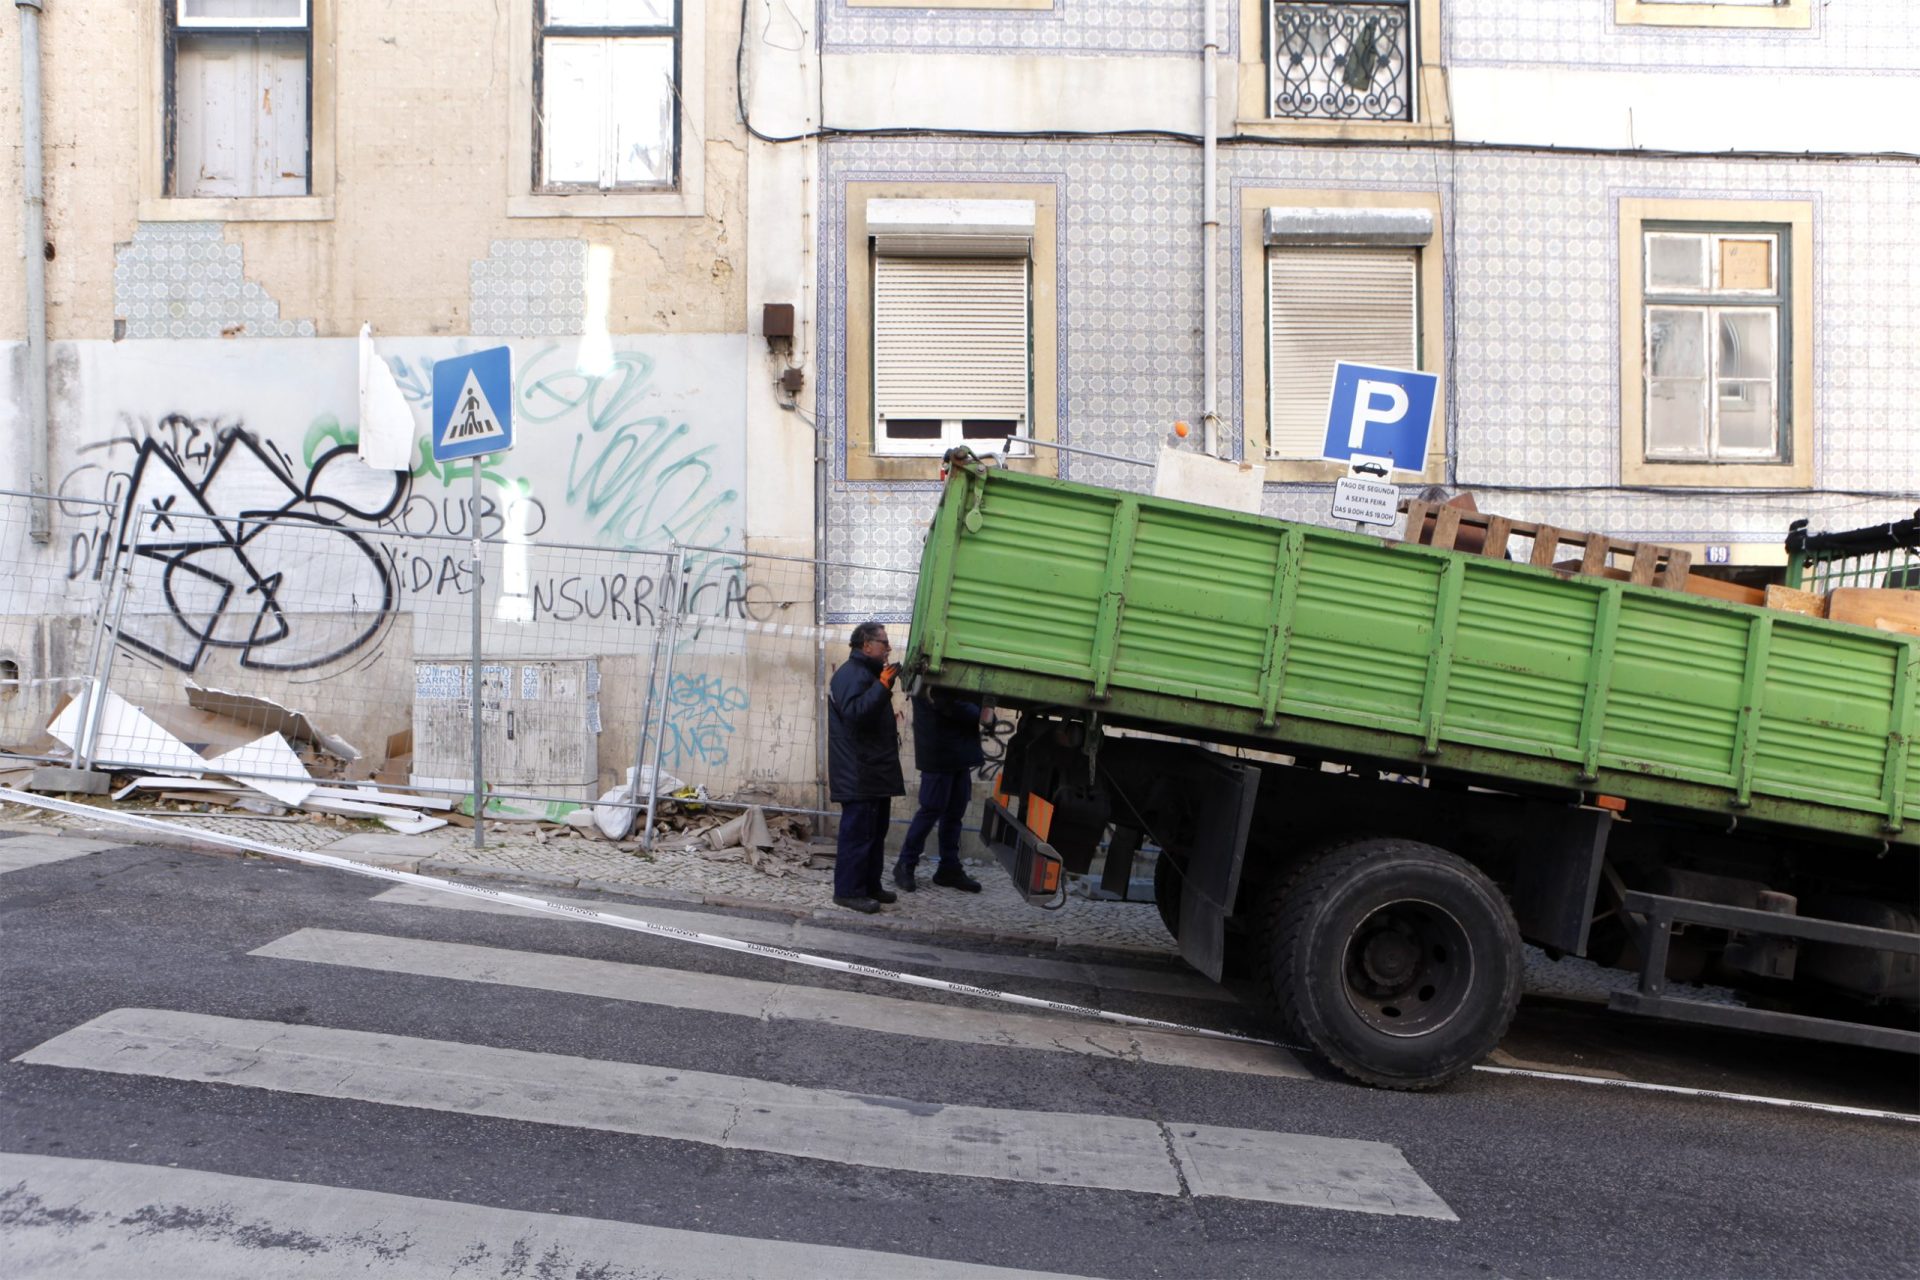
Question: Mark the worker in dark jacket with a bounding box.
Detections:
[827,621,905,914]
[892,689,987,893]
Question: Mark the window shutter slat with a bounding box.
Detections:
[1267,248,1417,459]
[875,257,1030,421]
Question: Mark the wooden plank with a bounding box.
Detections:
[1529,526,1562,569]
[1683,574,1765,606]
[1483,516,1512,560]
[1764,584,1828,619]
[1654,549,1692,591]
[1579,536,1610,577]
[1828,588,1920,637]
[1629,544,1659,586]
[1431,507,1463,551]
[1400,501,1432,544]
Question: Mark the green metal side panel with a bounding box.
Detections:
[907,462,1920,845]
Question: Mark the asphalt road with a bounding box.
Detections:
[2,831,1916,1279]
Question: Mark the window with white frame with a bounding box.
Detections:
[1269,1,1414,121]
[1642,225,1788,464]
[868,201,1035,459]
[536,0,679,191]
[167,0,311,198]
[1267,246,1418,458]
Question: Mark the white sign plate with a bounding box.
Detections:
[1332,475,1400,528]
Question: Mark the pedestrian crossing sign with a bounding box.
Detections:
[431,346,515,461]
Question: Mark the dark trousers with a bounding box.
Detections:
[896,769,972,876]
[833,797,891,900]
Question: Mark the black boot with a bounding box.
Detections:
[893,865,918,892]
[932,866,982,893]
[832,895,880,914]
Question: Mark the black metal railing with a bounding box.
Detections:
[1270,1,1414,122]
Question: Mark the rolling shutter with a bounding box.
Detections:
[1267,247,1417,458]
[873,256,1030,424]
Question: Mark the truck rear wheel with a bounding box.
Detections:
[1264,838,1521,1090]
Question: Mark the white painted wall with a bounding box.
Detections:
[1451,67,1920,154]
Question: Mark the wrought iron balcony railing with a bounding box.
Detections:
[1269,1,1413,122]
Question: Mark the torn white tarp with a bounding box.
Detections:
[299,794,449,835]
[111,778,247,803]
[48,685,207,777]
[208,734,317,808]
[186,684,361,762]
[357,323,416,472]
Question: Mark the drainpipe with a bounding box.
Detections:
[17,0,51,541]
[1199,0,1220,458]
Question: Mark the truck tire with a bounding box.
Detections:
[1152,851,1183,940]
[1263,838,1521,1090]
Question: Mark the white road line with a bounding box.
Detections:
[371,884,1230,1002]
[0,834,125,875]
[15,1009,1456,1220]
[251,928,1307,1079]
[1474,1065,1920,1125]
[0,1152,1085,1280]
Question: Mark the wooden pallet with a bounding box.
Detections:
[1399,500,1692,591]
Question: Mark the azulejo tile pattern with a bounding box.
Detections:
[823,0,1235,57]
[820,136,1920,617]
[1449,0,1917,72]
[113,223,315,340]
[469,240,589,338]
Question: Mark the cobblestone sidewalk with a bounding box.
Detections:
[0,800,1181,958]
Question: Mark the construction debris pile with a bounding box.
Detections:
[2,680,815,872]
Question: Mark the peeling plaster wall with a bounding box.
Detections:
[0,0,747,342]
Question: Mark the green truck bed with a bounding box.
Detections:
[906,457,1920,847]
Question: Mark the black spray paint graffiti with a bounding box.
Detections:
[67,421,409,674]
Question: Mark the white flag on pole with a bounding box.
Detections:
[357,323,416,471]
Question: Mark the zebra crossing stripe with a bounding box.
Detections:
[0,1153,1084,1279]
[251,928,1309,1078]
[0,834,127,875]
[15,1008,1459,1219]
[0,788,1275,1050]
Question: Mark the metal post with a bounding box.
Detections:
[627,551,673,838]
[640,547,686,852]
[469,462,486,849]
[70,501,130,772]
[83,503,146,765]
[17,0,52,542]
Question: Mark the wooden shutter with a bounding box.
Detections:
[873,256,1030,423]
[1267,247,1417,458]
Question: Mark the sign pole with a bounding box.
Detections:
[429,343,514,849]
[470,458,485,850]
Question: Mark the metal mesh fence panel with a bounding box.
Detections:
[632,546,920,834]
[69,504,680,828]
[0,489,123,770]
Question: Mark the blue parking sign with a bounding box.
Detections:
[1320,362,1438,473]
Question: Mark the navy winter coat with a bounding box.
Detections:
[910,690,984,774]
[827,651,905,802]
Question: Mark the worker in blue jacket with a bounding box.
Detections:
[827,621,904,914]
[892,688,987,893]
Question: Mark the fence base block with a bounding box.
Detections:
[26,766,111,796]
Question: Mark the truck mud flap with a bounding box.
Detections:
[981,796,1066,909]
[1170,758,1262,982]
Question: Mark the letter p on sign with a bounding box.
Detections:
[1319,362,1439,474]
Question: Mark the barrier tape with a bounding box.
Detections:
[5,787,1915,1126]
